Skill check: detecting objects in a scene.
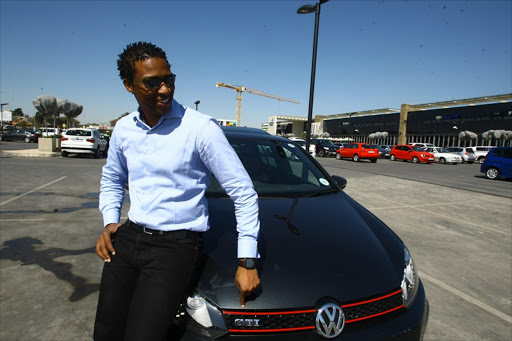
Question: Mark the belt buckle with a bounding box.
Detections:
[143,227,153,235]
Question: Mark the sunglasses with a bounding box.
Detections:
[135,74,176,90]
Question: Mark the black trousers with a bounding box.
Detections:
[94,220,203,341]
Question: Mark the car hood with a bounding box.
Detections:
[197,192,405,310]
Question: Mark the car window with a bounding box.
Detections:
[492,149,503,157]
[502,149,512,159]
[412,146,423,151]
[207,138,334,198]
[466,148,475,153]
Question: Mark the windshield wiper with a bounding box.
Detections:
[274,197,300,236]
[300,188,338,198]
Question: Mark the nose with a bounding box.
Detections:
[158,82,174,94]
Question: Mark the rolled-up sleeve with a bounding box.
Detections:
[198,120,260,258]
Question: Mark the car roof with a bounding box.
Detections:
[221,126,272,139]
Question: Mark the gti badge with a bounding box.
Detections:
[316,303,345,338]
[234,318,260,327]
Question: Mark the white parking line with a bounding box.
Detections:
[360,192,512,237]
[0,176,67,207]
[420,272,512,324]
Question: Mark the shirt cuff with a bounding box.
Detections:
[102,208,120,228]
[237,238,260,259]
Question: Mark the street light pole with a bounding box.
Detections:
[298,0,328,153]
[194,100,200,111]
[1,103,9,134]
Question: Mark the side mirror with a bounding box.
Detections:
[331,175,347,190]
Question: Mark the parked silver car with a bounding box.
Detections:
[445,147,476,163]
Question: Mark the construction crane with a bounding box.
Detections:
[216,82,300,126]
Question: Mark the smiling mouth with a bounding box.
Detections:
[157,98,170,104]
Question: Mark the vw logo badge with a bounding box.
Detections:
[315,303,345,339]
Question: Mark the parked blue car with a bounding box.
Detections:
[480,147,512,180]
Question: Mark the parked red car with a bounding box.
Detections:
[390,145,435,164]
[335,143,380,162]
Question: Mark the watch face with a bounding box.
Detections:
[239,258,257,269]
[245,259,256,268]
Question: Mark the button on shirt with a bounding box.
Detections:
[99,99,260,258]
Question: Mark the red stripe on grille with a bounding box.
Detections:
[345,305,404,323]
[342,289,402,308]
[229,326,316,333]
[224,289,404,334]
[223,309,317,316]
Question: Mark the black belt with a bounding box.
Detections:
[126,220,202,238]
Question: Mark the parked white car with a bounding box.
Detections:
[410,142,435,149]
[36,127,60,137]
[61,128,107,158]
[288,137,306,150]
[445,146,477,163]
[472,146,497,164]
[424,147,463,164]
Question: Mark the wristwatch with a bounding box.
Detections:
[238,258,257,270]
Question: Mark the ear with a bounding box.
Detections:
[124,79,134,93]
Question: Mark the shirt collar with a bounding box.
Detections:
[133,99,185,128]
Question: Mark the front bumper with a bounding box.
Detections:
[174,281,429,341]
[419,157,435,163]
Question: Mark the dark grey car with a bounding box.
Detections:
[170,127,429,340]
[0,129,39,143]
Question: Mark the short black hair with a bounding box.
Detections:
[117,42,168,82]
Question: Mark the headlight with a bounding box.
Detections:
[183,293,228,338]
[401,247,419,309]
[323,146,329,150]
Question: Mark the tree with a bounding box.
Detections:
[12,108,24,117]
[110,112,130,127]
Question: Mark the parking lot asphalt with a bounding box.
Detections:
[0,146,511,340]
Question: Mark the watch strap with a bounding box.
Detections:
[238,258,257,269]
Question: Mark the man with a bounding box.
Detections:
[94,42,260,341]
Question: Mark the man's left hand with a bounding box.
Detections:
[235,267,260,308]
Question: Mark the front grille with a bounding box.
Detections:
[223,309,317,333]
[224,289,404,334]
[342,289,404,323]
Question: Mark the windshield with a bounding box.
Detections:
[412,146,426,151]
[207,138,335,198]
[316,139,337,146]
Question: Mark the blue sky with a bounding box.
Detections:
[1,0,511,128]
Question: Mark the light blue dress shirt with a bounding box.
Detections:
[99,99,260,258]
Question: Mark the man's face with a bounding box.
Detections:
[124,57,174,120]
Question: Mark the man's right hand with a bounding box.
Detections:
[96,223,122,262]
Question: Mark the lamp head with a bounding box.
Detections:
[297,4,315,14]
